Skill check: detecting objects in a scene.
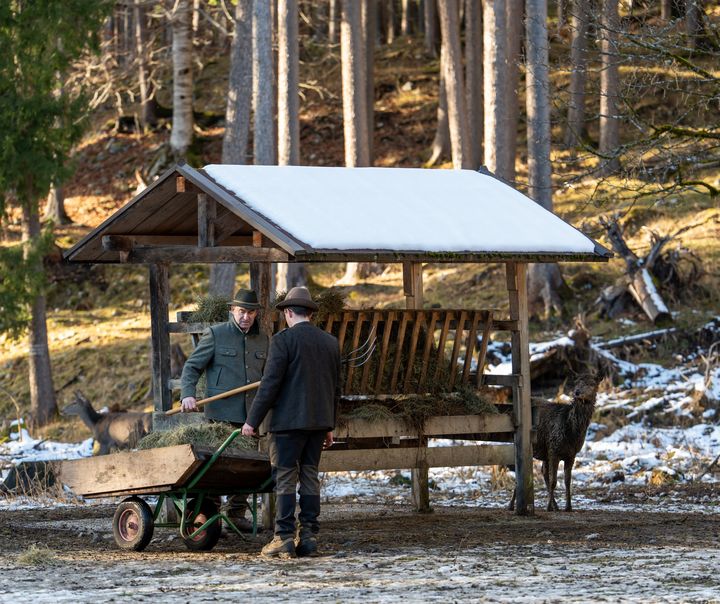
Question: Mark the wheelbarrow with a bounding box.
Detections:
[59,429,273,552]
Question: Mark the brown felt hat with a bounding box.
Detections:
[228,289,261,309]
[275,286,319,311]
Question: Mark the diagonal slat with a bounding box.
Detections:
[374,311,396,394]
[389,312,410,393]
[462,310,482,384]
[417,310,440,392]
[403,311,425,393]
[475,310,494,387]
[448,310,467,389]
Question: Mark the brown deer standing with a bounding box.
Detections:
[510,374,600,512]
[62,391,152,455]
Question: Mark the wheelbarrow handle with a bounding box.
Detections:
[165,380,261,416]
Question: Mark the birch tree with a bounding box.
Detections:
[338,0,369,285]
[424,0,438,56]
[438,0,472,169]
[170,0,193,160]
[483,0,509,179]
[277,0,307,290]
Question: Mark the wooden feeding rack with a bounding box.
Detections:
[64,163,612,516]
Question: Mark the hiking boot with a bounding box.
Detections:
[261,536,296,559]
[295,535,318,558]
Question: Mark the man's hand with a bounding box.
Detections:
[241,423,256,437]
[181,396,198,412]
[323,431,334,449]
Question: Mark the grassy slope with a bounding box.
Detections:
[0,32,718,441]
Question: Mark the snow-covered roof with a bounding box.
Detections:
[65,164,611,264]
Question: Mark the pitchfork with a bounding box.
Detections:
[166,328,377,416]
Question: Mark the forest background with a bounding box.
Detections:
[0,0,718,436]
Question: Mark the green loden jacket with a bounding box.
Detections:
[180,319,269,424]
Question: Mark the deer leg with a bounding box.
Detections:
[508,488,516,511]
[547,456,560,511]
[564,457,575,512]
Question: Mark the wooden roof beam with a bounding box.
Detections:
[197,193,215,247]
[123,245,288,264]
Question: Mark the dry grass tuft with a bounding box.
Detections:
[17,544,57,566]
[137,423,256,451]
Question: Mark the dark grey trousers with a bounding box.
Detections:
[269,430,326,539]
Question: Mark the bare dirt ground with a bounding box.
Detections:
[1,484,719,603]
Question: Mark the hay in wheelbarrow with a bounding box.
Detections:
[137,422,257,451]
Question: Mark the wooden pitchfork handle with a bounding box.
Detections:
[165,381,261,416]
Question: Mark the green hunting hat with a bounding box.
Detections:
[275,286,319,311]
[228,289,261,309]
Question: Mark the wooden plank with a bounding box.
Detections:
[59,445,201,497]
[127,245,289,264]
[389,312,410,393]
[336,311,351,353]
[507,262,534,515]
[319,444,515,472]
[334,413,514,439]
[150,263,172,412]
[433,311,453,384]
[197,193,215,247]
[359,311,381,392]
[448,310,467,389]
[344,312,366,394]
[403,312,424,393]
[102,234,256,250]
[462,310,482,384]
[252,230,263,247]
[374,311,396,393]
[476,310,494,387]
[417,310,440,392]
[323,313,335,333]
[483,374,520,388]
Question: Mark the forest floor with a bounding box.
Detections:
[1,483,718,603]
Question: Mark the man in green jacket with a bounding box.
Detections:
[180,288,269,531]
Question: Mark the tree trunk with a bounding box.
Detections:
[483,0,509,179]
[385,0,395,44]
[557,0,567,31]
[525,0,553,208]
[329,0,340,43]
[438,0,472,169]
[223,0,253,164]
[685,0,702,51]
[341,0,369,167]
[504,0,522,183]
[22,203,57,427]
[424,0,438,56]
[43,184,70,225]
[363,0,376,164]
[426,70,450,166]
[401,0,411,35]
[278,0,300,166]
[465,0,483,169]
[564,0,589,149]
[599,0,620,175]
[660,0,672,21]
[253,0,276,165]
[209,264,237,299]
[170,0,193,160]
[276,263,308,291]
[133,0,155,129]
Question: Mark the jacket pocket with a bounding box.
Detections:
[254,351,266,359]
[219,347,237,357]
[214,367,223,386]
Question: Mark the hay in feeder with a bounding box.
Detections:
[137,422,256,451]
[189,294,230,323]
[275,287,346,324]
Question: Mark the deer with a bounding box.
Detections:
[62,391,152,455]
[509,374,600,512]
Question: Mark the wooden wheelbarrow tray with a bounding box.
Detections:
[59,430,273,552]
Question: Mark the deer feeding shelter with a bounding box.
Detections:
[64,163,611,516]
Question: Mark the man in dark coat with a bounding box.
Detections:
[242,286,341,559]
[180,288,269,531]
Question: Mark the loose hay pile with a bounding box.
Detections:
[137,423,257,451]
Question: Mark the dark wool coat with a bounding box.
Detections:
[246,322,341,432]
[180,320,269,423]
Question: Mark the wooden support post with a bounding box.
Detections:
[403,261,431,513]
[506,262,534,515]
[197,193,215,247]
[250,262,274,335]
[149,263,172,412]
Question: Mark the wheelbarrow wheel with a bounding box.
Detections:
[112,496,154,551]
[182,498,221,551]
